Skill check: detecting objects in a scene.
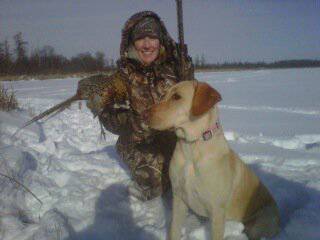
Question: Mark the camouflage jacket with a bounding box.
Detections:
[84,11,194,144]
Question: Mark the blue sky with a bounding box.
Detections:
[1,0,319,63]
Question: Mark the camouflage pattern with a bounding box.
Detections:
[81,11,194,200]
[131,17,162,42]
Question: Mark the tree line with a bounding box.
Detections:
[193,55,320,70]
[1,32,320,77]
[0,32,116,76]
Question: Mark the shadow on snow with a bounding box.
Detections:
[61,144,320,240]
[67,183,158,240]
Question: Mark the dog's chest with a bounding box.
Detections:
[170,143,210,217]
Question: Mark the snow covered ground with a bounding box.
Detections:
[1,68,320,240]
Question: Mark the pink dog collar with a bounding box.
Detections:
[202,122,220,141]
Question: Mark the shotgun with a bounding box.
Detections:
[176,0,187,81]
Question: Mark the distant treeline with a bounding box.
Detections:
[194,59,320,70]
[0,32,116,76]
[1,32,320,77]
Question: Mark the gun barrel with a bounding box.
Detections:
[176,0,186,81]
[176,0,184,47]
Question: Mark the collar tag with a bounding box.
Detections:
[202,130,213,141]
[201,122,220,141]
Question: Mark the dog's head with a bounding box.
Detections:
[147,80,222,140]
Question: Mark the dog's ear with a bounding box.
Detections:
[191,82,222,116]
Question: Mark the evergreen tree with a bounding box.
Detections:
[13,32,28,74]
[0,38,14,75]
[95,51,105,71]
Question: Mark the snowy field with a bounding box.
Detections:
[1,68,320,240]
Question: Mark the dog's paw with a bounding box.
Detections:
[224,221,248,240]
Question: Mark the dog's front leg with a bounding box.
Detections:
[211,210,226,240]
[169,194,188,240]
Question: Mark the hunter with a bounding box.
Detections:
[81,11,194,201]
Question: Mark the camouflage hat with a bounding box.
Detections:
[131,17,162,42]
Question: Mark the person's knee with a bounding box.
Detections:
[134,164,169,200]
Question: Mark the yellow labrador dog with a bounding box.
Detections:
[146,81,279,240]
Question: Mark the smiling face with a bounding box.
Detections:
[134,36,160,65]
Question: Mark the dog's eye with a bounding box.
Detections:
[171,93,181,100]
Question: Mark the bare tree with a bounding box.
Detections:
[200,54,206,67]
[0,42,4,70]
